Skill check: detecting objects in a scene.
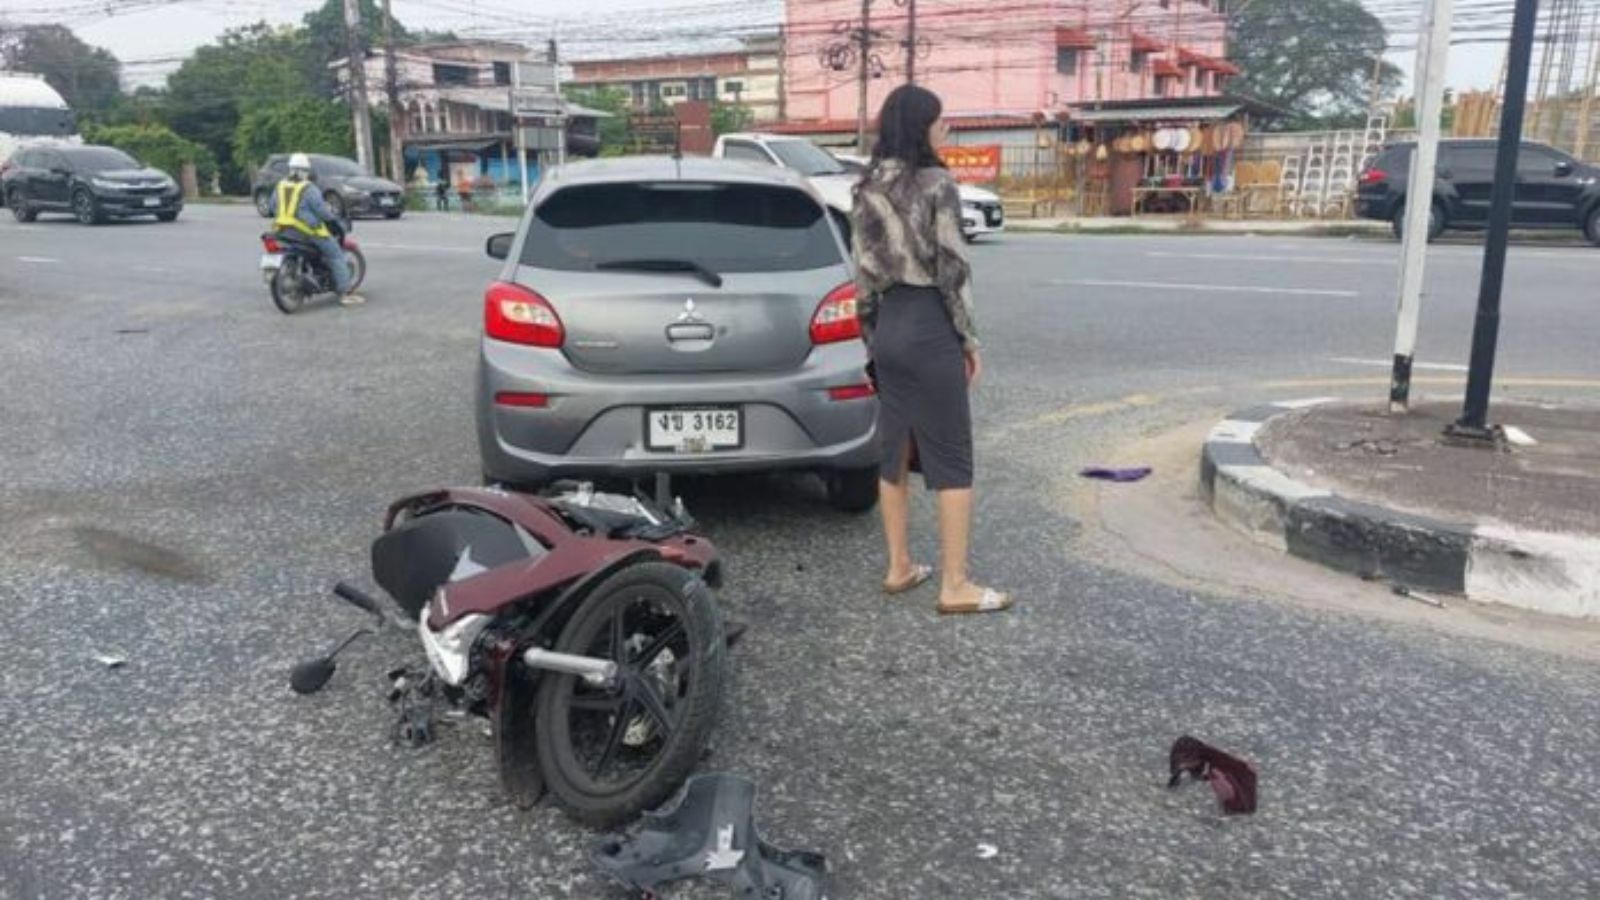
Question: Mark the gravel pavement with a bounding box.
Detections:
[3,206,1599,899]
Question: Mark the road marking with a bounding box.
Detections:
[1057,278,1360,298]
[1147,251,1385,264]
[1329,356,1470,373]
[17,256,59,264]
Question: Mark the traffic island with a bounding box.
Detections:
[1201,399,1600,619]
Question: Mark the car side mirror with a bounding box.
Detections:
[1554,161,1575,178]
[486,232,514,260]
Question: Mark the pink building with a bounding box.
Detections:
[783,0,1235,125]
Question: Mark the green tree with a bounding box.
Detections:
[81,122,217,190]
[0,24,122,115]
[233,98,354,173]
[299,0,416,95]
[711,102,754,137]
[1229,0,1401,130]
[164,23,319,191]
[567,86,634,154]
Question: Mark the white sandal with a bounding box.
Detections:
[938,587,1013,616]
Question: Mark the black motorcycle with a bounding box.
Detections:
[259,221,367,314]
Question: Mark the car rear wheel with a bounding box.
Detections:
[156,211,179,223]
[72,189,103,225]
[1391,201,1445,243]
[826,466,881,513]
[254,190,273,218]
[7,187,35,222]
[1584,206,1600,247]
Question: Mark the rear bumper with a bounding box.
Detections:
[345,192,403,216]
[478,340,880,482]
[1354,194,1397,221]
[963,205,1005,235]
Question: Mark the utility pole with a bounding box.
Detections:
[342,0,375,173]
[857,0,872,153]
[1573,9,1600,158]
[381,0,404,183]
[1388,0,1454,413]
[905,0,917,84]
[1530,0,1559,141]
[1450,0,1542,440]
[550,37,566,167]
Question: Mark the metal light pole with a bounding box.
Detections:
[905,0,917,84]
[381,0,404,183]
[857,0,872,154]
[1388,0,1453,413]
[1451,0,1542,439]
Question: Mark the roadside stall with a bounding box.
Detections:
[1063,96,1278,219]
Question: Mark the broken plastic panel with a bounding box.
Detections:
[592,772,827,900]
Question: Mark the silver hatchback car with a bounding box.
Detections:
[477,157,880,511]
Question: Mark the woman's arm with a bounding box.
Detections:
[930,173,979,352]
[849,194,881,349]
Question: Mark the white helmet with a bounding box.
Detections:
[288,152,312,175]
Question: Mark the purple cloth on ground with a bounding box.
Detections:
[1079,466,1153,483]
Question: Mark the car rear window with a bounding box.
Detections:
[520,181,842,273]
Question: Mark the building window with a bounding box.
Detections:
[493,62,511,86]
[1129,51,1147,74]
[433,63,473,86]
[1193,67,1204,89]
[1056,48,1080,76]
[723,79,745,96]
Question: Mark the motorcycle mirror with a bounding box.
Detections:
[290,657,337,695]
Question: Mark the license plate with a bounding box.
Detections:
[143,197,161,208]
[378,196,394,206]
[260,254,282,270]
[646,407,742,453]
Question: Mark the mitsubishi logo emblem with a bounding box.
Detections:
[677,298,705,323]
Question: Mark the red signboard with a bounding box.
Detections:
[939,145,1002,184]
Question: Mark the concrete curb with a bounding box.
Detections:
[1201,400,1600,619]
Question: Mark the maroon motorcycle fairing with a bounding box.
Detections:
[380,487,719,631]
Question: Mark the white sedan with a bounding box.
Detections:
[830,152,1004,242]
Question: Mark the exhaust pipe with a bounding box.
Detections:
[522,647,618,687]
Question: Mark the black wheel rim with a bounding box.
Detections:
[74,193,93,222]
[328,195,345,218]
[546,585,696,795]
[256,193,271,215]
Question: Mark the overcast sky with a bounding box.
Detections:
[4,0,1507,92]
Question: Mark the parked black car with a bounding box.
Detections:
[3,144,182,224]
[252,154,404,220]
[1356,138,1600,243]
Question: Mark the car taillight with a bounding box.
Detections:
[827,383,876,401]
[261,235,283,253]
[1360,168,1388,186]
[484,281,564,348]
[494,391,549,408]
[810,282,860,345]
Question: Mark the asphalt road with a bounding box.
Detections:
[3,204,1599,900]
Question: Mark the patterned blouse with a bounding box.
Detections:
[849,160,980,351]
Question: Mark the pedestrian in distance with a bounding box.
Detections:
[851,84,1012,616]
[434,177,449,211]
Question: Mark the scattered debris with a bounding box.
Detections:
[1079,466,1153,483]
[1503,426,1538,447]
[593,772,827,900]
[1168,735,1257,815]
[113,328,150,335]
[976,843,999,860]
[1391,584,1448,609]
[91,653,127,669]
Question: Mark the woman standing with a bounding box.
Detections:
[851,85,1012,616]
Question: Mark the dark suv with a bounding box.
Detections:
[251,154,404,220]
[3,144,183,224]
[1356,139,1600,243]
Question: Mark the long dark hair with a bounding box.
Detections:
[868,84,946,178]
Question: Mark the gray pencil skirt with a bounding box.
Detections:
[871,284,973,490]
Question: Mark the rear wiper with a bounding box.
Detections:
[595,258,724,288]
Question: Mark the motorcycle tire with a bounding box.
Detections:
[344,246,367,293]
[270,258,309,315]
[532,561,725,828]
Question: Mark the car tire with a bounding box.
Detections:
[384,210,402,220]
[1584,205,1600,247]
[325,192,346,220]
[1391,201,1445,243]
[156,211,179,223]
[826,466,881,513]
[7,187,35,223]
[72,189,103,225]
[254,190,273,218]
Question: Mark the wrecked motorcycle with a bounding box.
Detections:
[290,484,727,826]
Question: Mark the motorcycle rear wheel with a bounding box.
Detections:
[270,259,309,314]
[533,561,725,827]
[344,246,367,293]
